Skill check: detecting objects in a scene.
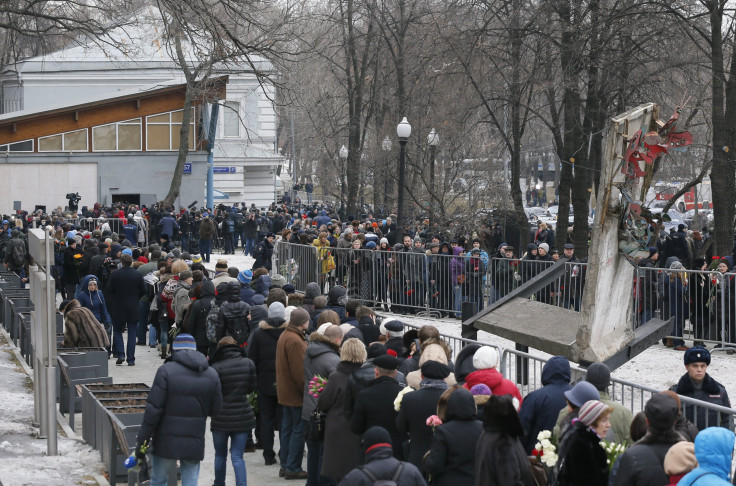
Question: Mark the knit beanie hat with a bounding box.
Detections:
[238,269,253,285]
[585,362,611,391]
[192,254,203,264]
[538,243,549,253]
[645,393,679,431]
[172,333,196,351]
[473,346,499,370]
[470,384,492,397]
[421,360,451,379]
[363,426,392,452]
[578,400,609,427]
[663,441,697,476]
[268,302,285,320]
[284,305,297,322]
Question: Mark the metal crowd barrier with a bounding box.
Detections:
[271,242,589,317]
[61,217,149,247]
[633,266,736,351]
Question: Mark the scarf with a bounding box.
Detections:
[420,378,449,390]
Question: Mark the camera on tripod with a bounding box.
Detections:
[66,192,81,211]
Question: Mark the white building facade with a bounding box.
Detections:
[0,8,284,209]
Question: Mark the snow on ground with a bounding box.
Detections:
[0,333,104,486]
[202,248,736,404]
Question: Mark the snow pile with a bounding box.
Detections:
[0,336,104,486]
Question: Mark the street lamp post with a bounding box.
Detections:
[396,117,411,230]
[427,128,439,223]
[339,144,348,217]
[381,136,392,216]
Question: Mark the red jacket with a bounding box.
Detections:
[463,368,523,410]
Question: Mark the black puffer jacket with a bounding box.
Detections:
[137,350,222,460]
[424,388,483,486]
[209,344,257,432]
[612,428,683,486]
[183,279,215,348]
[247,317,286,395]
[217,281,251,346]
[338,445,427,486]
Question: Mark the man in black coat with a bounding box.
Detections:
[612,393,683,486]
[351,354,407,460]
[338,426,426,486]
[135,334,222,485]
[107,253,146,365]
[247,303,286,465]
[397,361,451,472]
[670,346,731,430]
[182,279,215,355]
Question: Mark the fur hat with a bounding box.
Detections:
[684,346,710,366]
[473,346,499,370]
[421,360,451,379]
[215,259,228,270]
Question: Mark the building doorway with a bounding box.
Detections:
[111,194,140,206]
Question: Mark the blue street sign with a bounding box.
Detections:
[213,166,236,173]
[183,163,192,174]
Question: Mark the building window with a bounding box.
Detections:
[38,129,88,152]
[146,108,196,151]
[92,118,142,151]
[0,139,33,152]
[223,101,240,137]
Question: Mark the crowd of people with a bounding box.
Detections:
[2,198,736,486]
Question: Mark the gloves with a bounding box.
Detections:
[135,441,148,460]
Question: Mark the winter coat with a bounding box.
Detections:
[216,281,251,346]
[76,274,112,324]
[424,389,483,486]
[338,445,427,486]
[678,427,735,486]
[318,361,364,480]
[251,275,271,306]
[61,299,110,348]
[199,217,216,239]
[475,428,535,486]
[182,280,215,348]
[612,428,684,486]
[351,376,407,459]
[253,237,274,271]
[240,282,255,306]
[464,368,523,410]
[247,318,286,395]
[243,217,258,239]
[301,333,340,421]
[397,384,447,472]
[275,325,308,407]
[159,215,179,239]
[599,391,634,445]
[557,422,608,486]
[344,360,407,421]
[137,349,222,461]
[519,355,572,453]
[173,279,192,324]
[208,344,256,432]
[106,266,146,323]
[671,373,731,430]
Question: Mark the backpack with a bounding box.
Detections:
[226,219,235,233]
[206,302,221,343]
[9,240,24,268]
[357,462,403,486]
